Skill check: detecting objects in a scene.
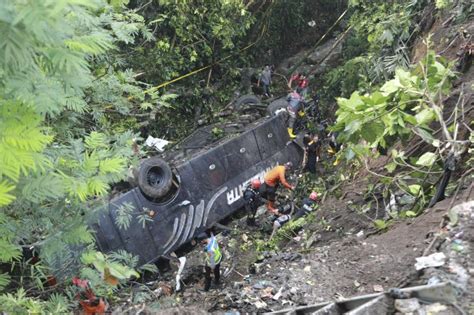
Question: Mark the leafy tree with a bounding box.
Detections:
[319,0,428,105]
[0,0,160,310]
[122,0,256,139]
[332,50,461,213]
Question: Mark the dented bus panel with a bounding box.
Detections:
[92,114,304,265]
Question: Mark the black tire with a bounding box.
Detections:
[233,94,260,111]
[138,157,173,199]
[267,98,288,116]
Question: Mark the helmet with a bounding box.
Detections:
[251,179,261,189]
[309,191,318,201]
[284,161,293,169]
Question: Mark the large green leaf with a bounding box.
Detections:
[416,152,437,167]
[380,77,401,95]
[344,120,362,135]
[361,121,384,143]
[415,108,436,125]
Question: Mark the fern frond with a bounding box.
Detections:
[0,238,22,262]
[82,152,100,174]
[65,96,88,113]
[84,132,108,149]
[0,23,34,70]
[0,101,52,151]
[0,180,16,206]
[64,177,89,201]
[139,263,158,274]
[20,174,65,203]
[62,225,94,245]
[0,273,11,291]
[87,177,109,196]
[64,34,113,55]
[45,293,71,314]
[114,202,134,230]
[0,145,38,181]
[109,249,139,268]
[99,157,125,174]
[45,47,89,74]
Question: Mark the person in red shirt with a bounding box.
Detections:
[288,72,309,98]
[260,162,295,214]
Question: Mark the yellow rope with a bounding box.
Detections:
[144,6,347,93]
[144,19,269,94]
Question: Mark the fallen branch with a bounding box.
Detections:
[422,168,473,256]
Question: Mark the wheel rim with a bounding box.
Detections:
[147,166,164,187]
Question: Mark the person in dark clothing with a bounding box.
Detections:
[328,131,341,154]
[257,65,272,97]
[243,179,262,225]
[286,91,303,139]
[293,191,318,220]
[311,94,322,123]
[303,134,321,174]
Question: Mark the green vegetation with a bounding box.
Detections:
[0,0,471,312]
[333,48,461,213]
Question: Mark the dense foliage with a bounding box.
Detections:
[0,0,157,311]
[319,0,429,107]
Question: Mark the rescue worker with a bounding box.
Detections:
[328,131,341,154]
[288,72,309,98]
[269,213,292,241]
[257,65,272,98]
[202,232,222,291]
[261,162,295,214]
[303,134,321,174]
[293,191,318,220]
[328,131,342,166]
[269,192,318,240]
[287,91,303,139]
[243,179,262,226]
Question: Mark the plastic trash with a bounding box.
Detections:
[145,135,169,152]
[414,252,446,271]
[175,256,186,292]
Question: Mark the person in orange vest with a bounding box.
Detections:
[260,162,295,214]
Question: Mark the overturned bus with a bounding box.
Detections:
[91,112,304,265]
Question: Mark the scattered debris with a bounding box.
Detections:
[414,252,447,270]
[394,298,421,313]
[260,287,274,299]
[273,287,284,301]
[175,256,187,292]
[254,300,267,309]
[424,302,448,313]
[144,135,169,152]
